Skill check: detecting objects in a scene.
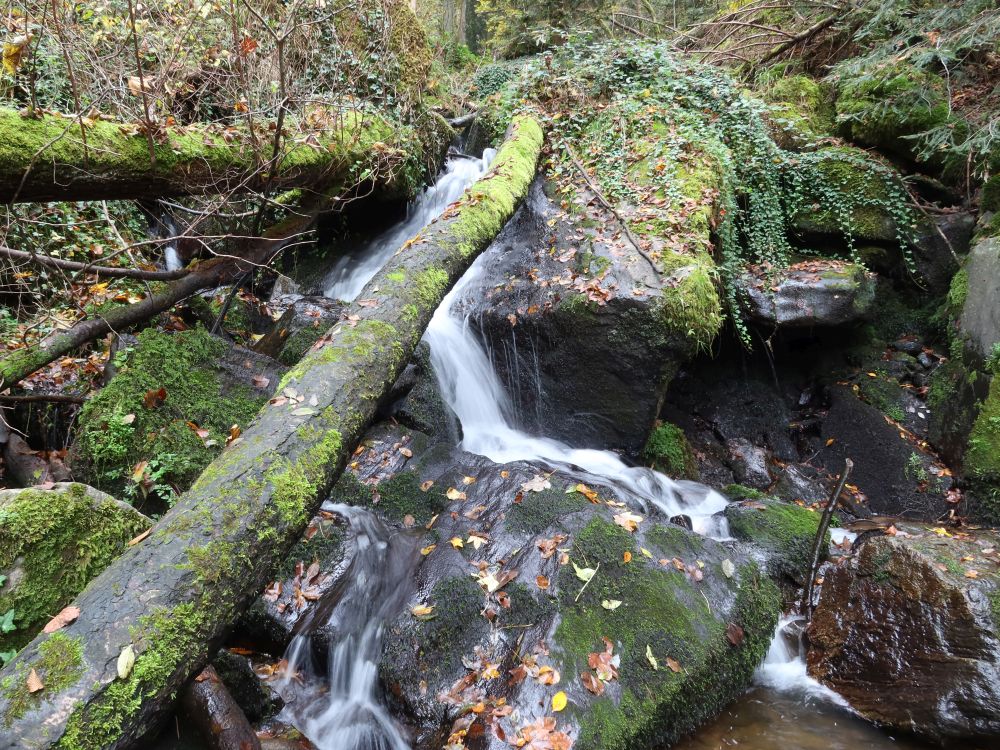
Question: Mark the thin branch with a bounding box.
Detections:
[0,245,191,281]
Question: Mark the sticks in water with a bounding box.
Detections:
[801,457,852,617]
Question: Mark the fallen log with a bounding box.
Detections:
[179,666,261,750]
[0,114,543,749]
[0,107,425,204]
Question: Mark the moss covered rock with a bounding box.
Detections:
[70,328,274,508]
[0,483,150,653]
[763,74,835,148]
[725,499,825,585]
[642,422,698,479]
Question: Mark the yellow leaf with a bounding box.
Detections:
[601,599,622,610]
[446,487,466,501]
[117,644,136,679]
[573,563,596,582]
[411,604,435,618]
[551,690,568,712]
[641,547,653,559]
[450,536,464,549]
[420,544,436,556]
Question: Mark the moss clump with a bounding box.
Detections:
[73,328,266,505]
[1,632,84,725]
[507,484,589,535]
[982,175,1000,214]
[554,518,779,750]
[56,602,210,750]
[763,74,835,145]
[856,370,907,422]
[642,422,697,479]
[406,576,487,686]
[0,484,150,652]
[370,470,446,525]
[725,500,825,584]
[722,484,770,501]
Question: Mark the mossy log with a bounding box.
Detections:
[0,115,543,749]
[0,107,424,204]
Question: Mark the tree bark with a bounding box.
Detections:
[179,666,262,750]
[0,115,543,750]
[0,107,423,204]
[0,245,190,280]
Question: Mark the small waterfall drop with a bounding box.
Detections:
[425,254,731,537]
[754,614,848,706]
[325,150,496,302]
[277,504,418,750]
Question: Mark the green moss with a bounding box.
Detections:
[554,518,780,750]
[367,470,445,524]
[2,633,84,724]
[508,485,589,535]
[0,485,150,652]
[982,175,1000,214]
[642,422,697,479]
[73,328,266,503]
[966,377,1000,521]
[414,267,449,307]
[725,500,825,584]
[722,484,770,501]
[947,267,969,320]
[407,576,487,686]
[56,603,211,750]
[763,74,835,146]
[857,370,906,422]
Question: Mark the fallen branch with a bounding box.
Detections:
[0,115,543,749]
[0,393,86,404]
[179,666,261,750]
[755,12,842,67]
[0,245,190,281]
[802,457,853,617]
[447,111,478,128]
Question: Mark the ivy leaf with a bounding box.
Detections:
[0,609,16,634]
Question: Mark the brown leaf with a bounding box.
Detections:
[43,606,81,633]
[251,374,270,389]
[580,670,605,695]
[26,669,43,693]
[726,622,745,646]
[536,575,550,590]
[143,387,167,409]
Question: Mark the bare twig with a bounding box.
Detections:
[0,245,190,281]
[802,457,853,617]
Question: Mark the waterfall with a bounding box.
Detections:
[324,150,497,302]
[424,254,731,538]
[754,614,849,706]
[277,504,419,750]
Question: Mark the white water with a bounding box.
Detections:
[755,614,849,706]
[425,254,731,538]
[278,504,416,750]
[324,150,497,302]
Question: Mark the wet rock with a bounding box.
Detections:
[254,296,342,365]
[771,463,830,504]
[911,212,974,295]
[724,437,772,489]
[813,386,945,519]
[0,483,151,652]
[736,260,876,328]
[389,342,458,440]
[641,422,698,479]
[808,529,1000,743]
[212,649,282,724]
[725,499,826,585]
[959,236,1000,359]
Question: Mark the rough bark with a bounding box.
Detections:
[179,666,261,750]
[0,107,422,204]
[0,115,543,749]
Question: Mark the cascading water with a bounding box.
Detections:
[277,504,419,750]
[424,253,731,538]
[324,150,497,302]
[754,614,848,705]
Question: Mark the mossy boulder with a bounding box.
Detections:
[966,377,1000,524]
[0,483,150,653]
[725,499,825,585]
[253,296,343,366]
[642,422,698,479]
[958,237,1000,360]
[789,147,904,242]
[70,328,277,508]
[762,74,835,148]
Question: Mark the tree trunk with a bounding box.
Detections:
[179,666,261,750]
[0,107,426,204]
[0,115,543,750]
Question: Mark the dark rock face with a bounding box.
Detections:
[254,295,343,365]
[910,212,974,295]
[808,532,1000,743]
[724,438,772,490]
[736,260,876,328]
[725,499,825,586]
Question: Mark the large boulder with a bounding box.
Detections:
[959,237,1000,359]
[0,483,151,653]
[70,328,282,508]
[252,422,782,750]
[808,529,1000,743]
[725,498,826,586]
[736,259,876,329]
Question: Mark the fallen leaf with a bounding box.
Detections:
[551,691,568,712]
[421,480,434,492]
[623,550,632,563]
[400,447,413,458]
[573,563,596,582]
[645,644,658,670]
[965,569,979,579]
[522,474,552,493]
[411,604,435,619]
[721,559,736,578]
[666,656,681,673]
[601,599,622,610]
[143,387,167,409]
[421,544,437,556]
[536,575,550,590]
[43,606,80,634]
[613,511,643,532]
[446,487,467,501]
[117,644,136,679]
[581,670,604,695]
[26,669,43,693]
[726,622,745,646]
[252,375,270,389]
[467,533,488,550]
[462,475,477,485]
[450,536,465,549]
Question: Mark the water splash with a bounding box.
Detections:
[277,504,418,750]
[425,254,730,538]
[325,150,496,302]
[754,614,849,706]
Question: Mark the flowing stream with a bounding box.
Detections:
[276,153,912,750]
